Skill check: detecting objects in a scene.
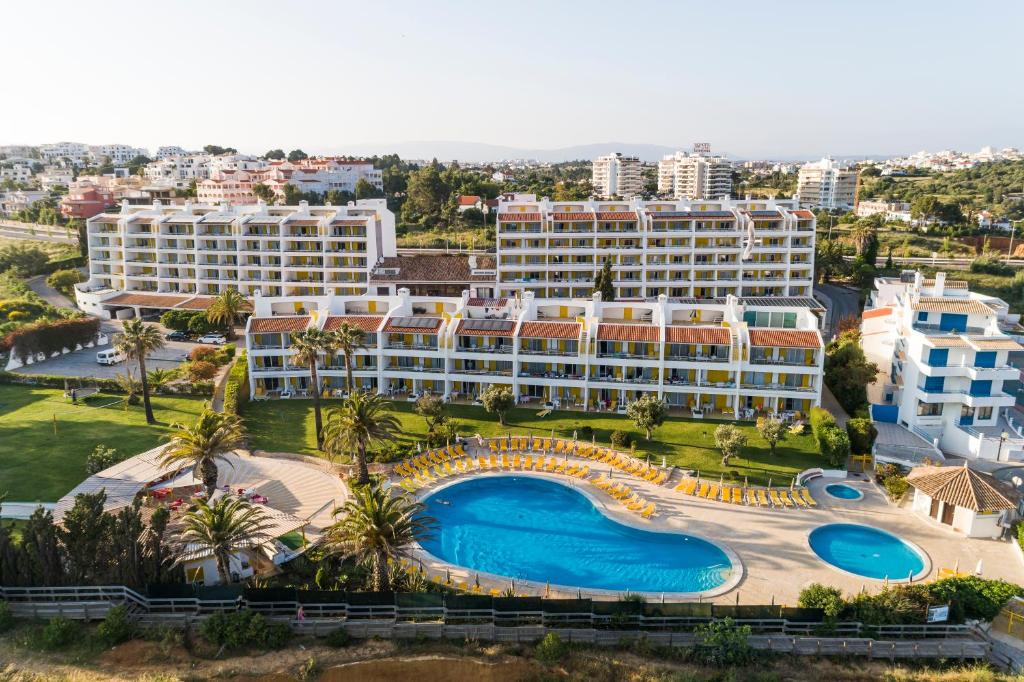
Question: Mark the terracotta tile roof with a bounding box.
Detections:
[92,215,121,224]
[907,466,1018,512]
[925,336,971,348]
[323,315,383,332]
[457,195,481,206]
[923,278,968,290]
[597,324,660,342]
[745,210,783,220]
[551,212,595,221]
[862,306,892,320]
[912,298,993,315]
[665,326,731,345]
[456,319,515,337]
[747,329,821,348]
[249,316,310,333]
[967,337,1024,351]
[596,211,637,221]
[518,321,581,340]
[286,219,321,226]
[370,255,494,283]
[467,298,508,307]
[105,292,190,308]
[792,210,815,219]
[330,219,369,226]
[174,296,221,310]
[498,212,542,222]
[383,317,442,333]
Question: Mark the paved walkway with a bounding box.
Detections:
[26,274,75,309]
[820,385,850,427]
[1,502,56,519]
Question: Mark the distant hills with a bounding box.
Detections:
[335,141,682,163]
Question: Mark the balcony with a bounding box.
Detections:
[385,342,438,351]
[455,344,512,355]
[590,374,659,385]
[912,323,987,336]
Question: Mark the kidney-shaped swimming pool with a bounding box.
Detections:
[419,476,735,594]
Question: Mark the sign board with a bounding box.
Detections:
[927,605,950,623]
[693,143,711,155]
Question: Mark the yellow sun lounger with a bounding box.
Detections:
[545,458,557,472]
[791,491,808,508]
[455,444,467,457]
[757,489,770,506]
[745,489,758,505]
[800,489,817,507]
[697,482,710,498]
[455,459,467,473]
[444,461,455,476]
[641,503,655,519]
[500,440,509,452]
[706,485,719,500]
[532,437,542,450]
[718,487,731,503]
[477,456,488,469]
[512,454,521,469]
[554,461,567,474]
[523,455,533,470]
[489,441,498,453]
[781,491,798,508]
[554,440,565,453]
[652,471,669,486]
[594,477,613,490]
[566,465,579,477]
[542,438,552,450]
[614,486,633,500]
[501,454,510,470]
[576,465,590,478]
[626,497,645,511]
[731,488,743,504]
[489,454,498,469]
[768,490,783,507]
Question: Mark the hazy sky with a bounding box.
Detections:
[3,0,1022,158]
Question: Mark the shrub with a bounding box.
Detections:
[883,474,909,501]
[222,351,249,416]
[970,255,1013,276]
[98,605,133,645]
[535,631,568,664]
[0,601,14,633]
[323,627,351,648]
[7,310,27,321]
[189,345,218,363]
[693,617,754,666]
[41,616,79,649]
[86,444,122,475]
[798,583,846,618]
[846,417,878,454]
[610,430,633,448]
[818,425,851,467]
[221,343,236,360]
[200,611,292,650]
[2,317,99,366]
[808,407,837,443]
[186,313,218,335]
[186,360,218,382]
[578,425,594,440]
[46,269,84,296]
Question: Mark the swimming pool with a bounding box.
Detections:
[824,483,864,500]
[419,476,736,594]
[808,524,927,581]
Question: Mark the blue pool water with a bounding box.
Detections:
[420,476,733,593]
[825,483,864,500]
[808,524,925,580]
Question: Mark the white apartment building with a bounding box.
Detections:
[39,142,91,166]
[74,200,397,318]
[259,159,384,201]
[144,154,213,188]
[495,196,816,300]
[155,146,190,159]
[862,271,1024,462]
[592,153,642,199]
[89,144,149,165]
[36,167,74,190]
[796,157,859,210]
[855,199,912,223]
[243,288,824,418]
[657,152,733,200]
[0,163,33,183]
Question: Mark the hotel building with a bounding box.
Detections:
[495,196,816,300]
[862,271,1024,462]
[796,157,859,210]
[591,153,642,198]
[244,288,825,418]
[74,199,396,318]
[657,152,733,200]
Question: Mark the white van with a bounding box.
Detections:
[96,348,126,365]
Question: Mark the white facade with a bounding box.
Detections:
[0,164,33,183]
[862,271,1024,462]
[38,142,91,165]
[657,153,733,200]
[75,199,397,314]
[855,199,912,223]
[155,146,190,159]
[797,157,859,210]
[243,289,824,417]
[89,144,149,165]
[36,167,75,190]
[592,153,642,199]
[495,196,816,300]
[144,154,213,187]
[909,487,1005,539]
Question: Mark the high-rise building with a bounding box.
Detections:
[796,157,859,210]
[591,152,642,198]
[657,152,733,200]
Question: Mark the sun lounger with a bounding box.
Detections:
[542,438,552,450]
[641,503,656,519]
[554,460,567,474]
[444,461,455,476]
[594,477,612,490]
[513,454,522,469]
[478,456,488,470]
[626,497,645,511]
[697,482,710,498]
[489,441,498,453]
[576,465,590,478]
[500,440,508,453]
[614,486,633,500]
[757,489,769,506]
[566,465,579,477]
[745,489,758,505]
[499,454,508,470]
[768,490,784,507]
[731,488,743,504]
[718,487,730,503]
[455,444,467,457]
[779,491,796,508]
[791,490,808,508]
[532,437,542,450]
[706,485,719,500]
[489,454,498,469]
[554,440,565,454]
[653,471,669,486]
[523,455,533,470]
[676,479,697,495]
[800,489,817,507]
[545,458,557,472]
[400,479,416,493]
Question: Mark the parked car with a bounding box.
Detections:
[96,348,126,365]
[165,331,189,341]
[196,334,227,345]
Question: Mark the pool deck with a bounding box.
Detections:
[397,445,1022,604]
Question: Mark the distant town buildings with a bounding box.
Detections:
[37,142,149,167]
[592,153,642,199]
[657,152,733,200]
[855,199,912,223]
[796,157,859,210]
[60,180,116,220]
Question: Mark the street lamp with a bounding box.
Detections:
[997,432,1009,463]
[1008,220,1022,262]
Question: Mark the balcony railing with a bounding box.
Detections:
[455,345,512,354]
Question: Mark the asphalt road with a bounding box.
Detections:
[26,274,76,308]
[815,283,860,340]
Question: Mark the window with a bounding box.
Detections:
[977,406,994,420]
[917,401,942,416]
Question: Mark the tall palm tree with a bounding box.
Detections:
[322,392,399,485]
[324,481,435,592]
[161,410,246,498]
[289,328,339,449]
[115,318,165,424]
[206,289,249,340]
[333,322,367,393]
[171,497,269,585]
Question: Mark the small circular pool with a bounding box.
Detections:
[808,524,927,581]
[420,476,736,594]
[824,483,864,500]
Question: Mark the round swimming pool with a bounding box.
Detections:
[419,476,736,594]
[808,524,927,581]
[824,483,864,500]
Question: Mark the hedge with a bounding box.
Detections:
[1,317,101,364]
[37,255,87,276]
[223,351,249,415]
[0,370,214,396]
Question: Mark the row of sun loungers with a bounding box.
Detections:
[395,453,593,493]
[673,477,816,509]
[590,475,656,519]
[575,446,669,486]
[393,444,468,478]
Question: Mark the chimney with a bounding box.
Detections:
[934,272,946,298]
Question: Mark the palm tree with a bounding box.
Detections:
[114,318,165,424]
[289,328,339,449]
[161,410,246,498]
[324,481,435,592]
[206,289,249,340]
[333,322,367,393]
[322,392,399,485]
[146,367,176,394]
[171,497,269,585]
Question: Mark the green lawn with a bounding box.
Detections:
[243,400,823,486]
[0,385,208,502]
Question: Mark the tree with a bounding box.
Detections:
[0,243,49,276]
[252,183,276,205]
[414,393,445,431]
[289,328,339,449]
[324,481,435,592]
[287,149,308,163]
[322,392,399,485]
[626,395,668,440]
[756,417,786,457]
[824,329,879,415]
[114,319,165,424]
[170,498,269,585]
[59,491,113,585]
[593,259,615,301]
[401,161,448,224]
[264,149,286,160]
[86,444,122,474]
[186,360,217,382]
[206,289,248,339]
[203,145,237,156]
[354,178,382,200]
[160,410,247,498]
[333,322,367,393]
[45,269,84,296]
[846,417,878,454]
[885,247,894,270]
[814,239,847,283]
[714,424,747,466]
[146,367,176,394]
[480,384,515,425]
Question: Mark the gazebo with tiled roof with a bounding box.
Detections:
[906,464,1019,538]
